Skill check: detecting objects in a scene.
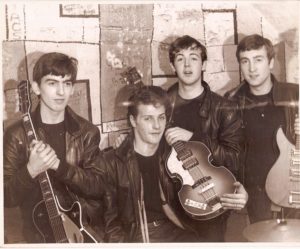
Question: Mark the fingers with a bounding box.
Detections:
[165,127,193,145]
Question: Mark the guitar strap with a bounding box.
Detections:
[159,181,185,229]
[137,176,150,243]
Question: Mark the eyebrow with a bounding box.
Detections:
[175,52,201,57]
[240,55,264,60]
[44,78,72,83]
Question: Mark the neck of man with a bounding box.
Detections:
[133,139,159,157]
[178,80,204,100]
[40,104,65,124]
[249,75,273,96]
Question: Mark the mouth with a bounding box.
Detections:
[184,71,193,76]
[54,99,65,104]
[249,74,259,80]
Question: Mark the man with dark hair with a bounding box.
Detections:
[4,52,104,243]
[102,85,201,242]
[165,35,248,242]
[226,34,299,223]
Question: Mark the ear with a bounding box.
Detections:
[170,63,176,73]
[70,84,74,95]
[31,81,41,95]
[269,58,274,70]
[202,60,207,71]
[129,115,137,128]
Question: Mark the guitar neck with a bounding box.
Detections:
[22,113,68,242]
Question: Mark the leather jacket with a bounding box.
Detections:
[101,134,198,242]
[168,81,244,177]
[4,105,105,242]
[225,74,299,183]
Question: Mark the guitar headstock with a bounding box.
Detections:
[17,80,31,114]
[120,67,143,85]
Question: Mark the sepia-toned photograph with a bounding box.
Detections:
[1,1,299,248]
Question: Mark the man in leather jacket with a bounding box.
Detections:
[163,35,248,242]
[103,84,248,242]
[4,52,105,243]
[225,34,300,224]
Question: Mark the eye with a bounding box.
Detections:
[175,56,183,62]
[159,115,166,121]
[48,81,56,86]
[240,59,248,65]
[191,56,199,61]
[64,82,72,87]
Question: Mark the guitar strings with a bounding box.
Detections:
[19,83,68,242]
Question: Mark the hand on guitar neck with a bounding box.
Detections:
[27,140,60,179]
[164,126,193,145]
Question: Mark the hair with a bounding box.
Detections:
[33,52,78,85]
[236,34,275,62]
[169,35,207,66]
[127,85,171,124]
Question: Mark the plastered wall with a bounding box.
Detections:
[2,1,299,150]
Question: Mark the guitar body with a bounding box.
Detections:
[33,199,98,243]
[166,141,236,220]
[265,127,300,209]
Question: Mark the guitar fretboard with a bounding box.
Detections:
[22,113,68,242]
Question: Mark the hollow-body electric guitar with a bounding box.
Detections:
[265,127,300,209]
[18,80,98,243]
[166,140,236,220]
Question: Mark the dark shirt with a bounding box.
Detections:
[171,90,206,133]
[136,151,167,222]
[244,87,286,189]
[39,121,74,208]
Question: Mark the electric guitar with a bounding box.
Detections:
[166,140,236,220]
[18,80,98,243]
[265,127,300,209]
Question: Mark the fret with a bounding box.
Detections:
[18,80,69,242]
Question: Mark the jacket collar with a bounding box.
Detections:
[168,81,211,119]
[232,74,282,104]
[31,104,81,136]
[115,131,135,162]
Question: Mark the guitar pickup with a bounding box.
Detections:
[192,176,212,189]
[176,149,193,161]
[289,191,300,206]
[183,158,199,170]
[290,168,300,176]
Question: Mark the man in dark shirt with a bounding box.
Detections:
[226,34,300,223]
[164,35,248,242]
[102,86,200,242]
[4,52,104,243]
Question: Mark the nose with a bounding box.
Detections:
[184,58,190,67]
[153,119,160,129]
[57,83,64,95]
[249,60,256,72]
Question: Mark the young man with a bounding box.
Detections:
[225,34,299,224]
[102,86,199,242]
[4,52,104,243]
[164,35,248,242]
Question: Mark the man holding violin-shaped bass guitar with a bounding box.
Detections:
[164,35,248,242]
